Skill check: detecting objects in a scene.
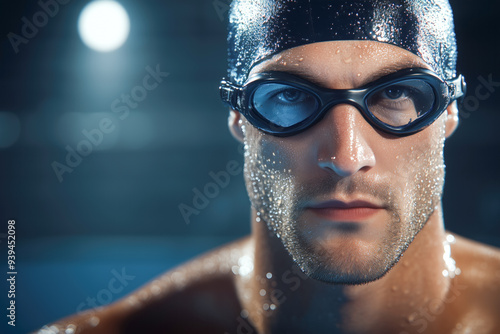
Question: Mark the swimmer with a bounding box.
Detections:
[37,1,500,333]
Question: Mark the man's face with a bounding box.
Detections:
[239,41,454,284]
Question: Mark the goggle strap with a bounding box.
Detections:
[448,75,467,102]
[220,80,243,112]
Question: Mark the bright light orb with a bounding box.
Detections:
[78,1,130,52]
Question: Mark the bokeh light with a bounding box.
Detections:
[78,1,130,52]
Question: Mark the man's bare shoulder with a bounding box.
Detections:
[452,234,500,284]
[450,234,500,331]
[36,236,252,334]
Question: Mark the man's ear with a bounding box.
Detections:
[228,109,245,143]
[445,101,459,138]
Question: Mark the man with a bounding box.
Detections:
[38,0,500,333]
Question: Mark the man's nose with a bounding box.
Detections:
[316,104,376,177]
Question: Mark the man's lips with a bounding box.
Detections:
[306,200,384,222]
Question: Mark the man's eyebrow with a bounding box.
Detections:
[361,61,428,85]
[268,68,328,86]
[264,61,429,88]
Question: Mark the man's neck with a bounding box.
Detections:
[239,206,451,333]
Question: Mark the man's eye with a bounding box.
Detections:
[274,89,307,103]
[381,86,409,100]
[278,89,304,102]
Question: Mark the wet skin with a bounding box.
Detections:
[38,41,500,334]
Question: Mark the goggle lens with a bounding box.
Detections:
[366,79,435,127]
[252,83,318,127]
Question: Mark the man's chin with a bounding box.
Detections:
[289,236,401,285]
[302,262,394,285]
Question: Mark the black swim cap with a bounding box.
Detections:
[227,0,457,85]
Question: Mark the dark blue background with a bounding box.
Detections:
[0,0,499,332]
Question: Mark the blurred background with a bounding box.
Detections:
[0,0,498,332]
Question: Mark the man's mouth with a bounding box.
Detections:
[306,200,384,222]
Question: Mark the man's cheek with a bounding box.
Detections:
[249,141,298,181]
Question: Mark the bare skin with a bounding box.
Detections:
[37,41,500,334]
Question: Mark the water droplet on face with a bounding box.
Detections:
[138,290,149,301]
[260,289,267,296]
[65,326,76,334]
[88,316,100,327]
[270,304,276,310]
[151,284,161,296]
[232,265,239,275]
[241,309,249,318]
[391,285,398,292]
[171,271,184,284]
[266,272,273,279]
[263,303,270,311]
[46,325,60,334]
[407,312,417,323]
[127,296,139,307]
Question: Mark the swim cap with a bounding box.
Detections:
[227,0,457,85]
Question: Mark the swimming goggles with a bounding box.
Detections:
[220,68,466,136]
